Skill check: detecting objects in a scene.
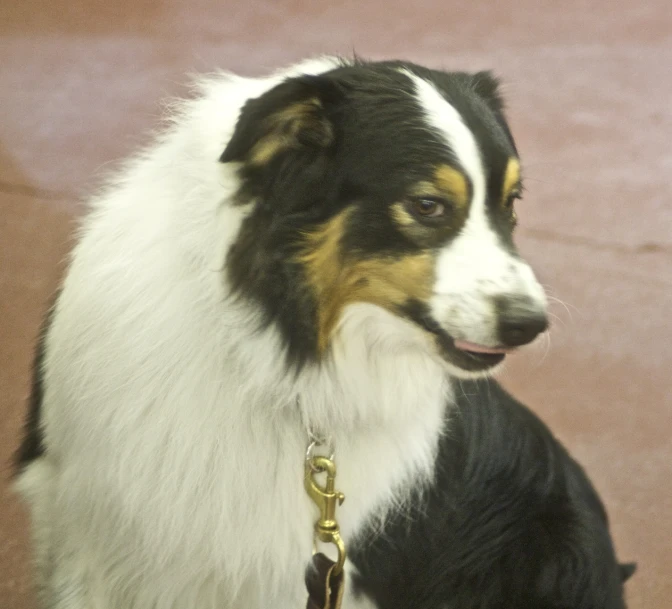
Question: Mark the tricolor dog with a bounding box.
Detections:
[17,56,550,608]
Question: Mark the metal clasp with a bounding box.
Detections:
[304,453,346,575]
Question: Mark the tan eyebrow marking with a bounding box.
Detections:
[502,157,521,205]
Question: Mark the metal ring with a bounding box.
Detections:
[305,438,335,472]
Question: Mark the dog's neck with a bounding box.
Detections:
[219,301,451,442]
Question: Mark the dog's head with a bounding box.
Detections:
[221,59,547,375]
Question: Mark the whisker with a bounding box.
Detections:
[547,296,577,324]
[537,332,552,365]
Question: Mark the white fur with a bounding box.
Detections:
[409,73,547,357]
[16,57,452,609]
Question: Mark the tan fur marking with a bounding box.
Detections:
[250,138,286,165]
[408,180,442,198]
[250,99,332,165]
[299,208,434,353]
[433,165,469,209]
[390,203,415,226]
[502,158,521,205]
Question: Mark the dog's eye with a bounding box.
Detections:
[409,197,448,220]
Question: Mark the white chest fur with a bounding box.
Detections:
[42,290,449,607]
[29,63,453,609]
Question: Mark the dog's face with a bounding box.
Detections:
[222,60,547,374]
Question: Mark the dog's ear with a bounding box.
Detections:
[220,75,343,165]
[619,562,637,582]
[470,71,505,114]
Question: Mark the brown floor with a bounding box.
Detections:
[1,0,671,607]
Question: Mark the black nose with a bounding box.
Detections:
[497,296,549,347]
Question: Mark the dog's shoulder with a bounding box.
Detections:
[350,378,630,609]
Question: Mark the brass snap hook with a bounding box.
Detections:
[304,454,346,575]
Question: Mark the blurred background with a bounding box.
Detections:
[1,1,670,607]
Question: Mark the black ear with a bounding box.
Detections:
[220,75,343,165]
[471,71,506,114]
[619,562,637,582]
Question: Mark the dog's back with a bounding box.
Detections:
[350,379,635,609]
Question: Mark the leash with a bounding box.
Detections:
[303,438,346,609]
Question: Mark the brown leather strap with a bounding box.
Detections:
[305,553,345,609]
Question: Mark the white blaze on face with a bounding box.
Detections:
[407,73,547,347]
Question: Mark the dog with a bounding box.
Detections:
[15,56,550,608]
[348,378,637,609]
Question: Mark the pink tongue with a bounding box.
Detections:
[453,340,514,355]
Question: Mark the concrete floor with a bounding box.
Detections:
[1,1,670,607]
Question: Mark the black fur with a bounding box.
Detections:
[14,302,56,471]
[350,378,636,609]
[220,59,521,369]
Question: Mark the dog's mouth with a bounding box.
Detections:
[415,314,512,372]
